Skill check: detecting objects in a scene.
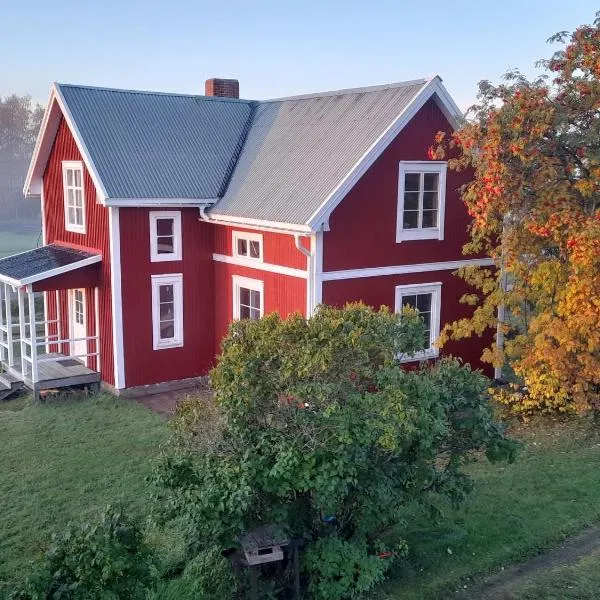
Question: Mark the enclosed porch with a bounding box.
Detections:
[0,244,103,398]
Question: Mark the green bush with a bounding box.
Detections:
[10,506,154,600]
[151,304,517,598]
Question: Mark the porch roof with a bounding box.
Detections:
[0,244,102,288]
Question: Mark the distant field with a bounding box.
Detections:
[0,230,39,258]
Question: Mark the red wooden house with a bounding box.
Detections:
[0,76,493,398]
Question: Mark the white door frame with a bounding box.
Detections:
[68,288,87,365]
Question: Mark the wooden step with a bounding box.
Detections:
[0,371,24,401]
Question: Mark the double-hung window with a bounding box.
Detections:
[62,161,86,234]
[150,211,182,262]
[151,274,183,349]
[396,161,447,242]
[233,231,263,261]
[395,282,442,361]
[233,276,263,320]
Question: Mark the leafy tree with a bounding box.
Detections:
[152,305,515,598]
[432,15,600,414]
[0,94,44,221]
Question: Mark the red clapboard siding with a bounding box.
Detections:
[118,208,215,387]
[42,117,114,384]
[322,271,493,375]
[213,225,309,270]
[323,98,473,272]
[214,263,306,357]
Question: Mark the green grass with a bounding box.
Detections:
[510,550,600,599]
[378,417,600,599]
[0,230,39,258]
[0,393,166,586]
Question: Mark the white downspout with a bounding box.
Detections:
[294,234,313,317]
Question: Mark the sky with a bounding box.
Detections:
[1,0,598,110]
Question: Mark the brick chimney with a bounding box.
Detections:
[205,78,239,98]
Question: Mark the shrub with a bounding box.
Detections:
[10,506,154,600]
[151,305,516,598]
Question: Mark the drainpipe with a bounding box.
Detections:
[294,234,314,316]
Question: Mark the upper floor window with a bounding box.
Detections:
[395,282,442,361]
[150,211,182,262]
[396,161,447,243]
[62,161,86,234]
[233,231,263,262]
[151,273,184,349]
[233,275,263,320]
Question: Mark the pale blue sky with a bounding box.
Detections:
[2,1,598,109]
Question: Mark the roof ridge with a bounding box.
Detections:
[261,77,432,103]
[55,83,254,104]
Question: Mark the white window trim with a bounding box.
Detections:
[232,275,264,320]
[149,211,182,262]
[151,273,184,350]
[232,231,264,262]
[62,160,86,234]
[395,282,442,362]
[396,161,447,243]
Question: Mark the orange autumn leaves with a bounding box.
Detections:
[433,15,600,413]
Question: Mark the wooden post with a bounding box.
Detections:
[56,290,62,355]
[5,284,14,367]
[28,289,39,386]
[17,287,26,378]
[0,284,5,365]
[94,287,101,374]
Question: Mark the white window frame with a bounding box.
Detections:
[232,231,263,262]
[232,275,264,320]
[149,211,182,262]
[395,282,442,362]
[151,273,184,350]
[62,161,86,234]
[396,161,447,243]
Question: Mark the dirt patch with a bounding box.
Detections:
[456,524,600,599]
[135,384,213,417]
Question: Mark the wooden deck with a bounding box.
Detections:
[4,353,100,393]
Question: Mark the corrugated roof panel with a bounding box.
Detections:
[213,80,427,224]
[58,85,254,200]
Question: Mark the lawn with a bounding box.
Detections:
[379,416,600,599]
[0,230,39,258]
[0,393,166,588]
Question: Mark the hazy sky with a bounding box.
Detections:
[2,1,598,109]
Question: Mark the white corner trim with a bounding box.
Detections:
[213,253,308,279]
[395,281,442,362]
[151,273,184,350]
[149,210,182,262]
[396,161,447,243]
[108,206,126,389]
[232,230,264,262]
[232,275,264,320]
[320,258,495,282]
[306,76,462,231]
[310,232,323,314]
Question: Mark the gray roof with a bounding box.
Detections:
[214,79,428,225]
[52,78,434,224]
[57,84,254,200]
[0,245,101,286]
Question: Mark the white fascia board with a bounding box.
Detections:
[306,76,464,232]
[213,253,308,279]
[206,212,312,235]
[105,198,217,207]
[0,254,102,288]
[320,258,495,281]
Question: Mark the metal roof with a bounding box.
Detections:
[0,245,101,287]
[212,79,428,225]
[57,84,254,200]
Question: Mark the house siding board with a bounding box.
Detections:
[323,99,473,271]
[214,262,306,357]
[322,271,492,375]
[118,208,215,387]
[42,117,114,384]
[214,225,309,270]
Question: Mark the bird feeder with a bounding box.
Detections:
[238,524,289,566]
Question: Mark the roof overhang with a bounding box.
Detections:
[23,84,109,202]
[305,75,463,232]
[105,198,217,207]
[0,245,102,289]
[203,211,312,235]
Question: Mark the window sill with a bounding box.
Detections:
[153,340,184,351]
[398,349,439,363]
[65,224,86,235]
[396,228,441,243]
[150,253,182,263]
